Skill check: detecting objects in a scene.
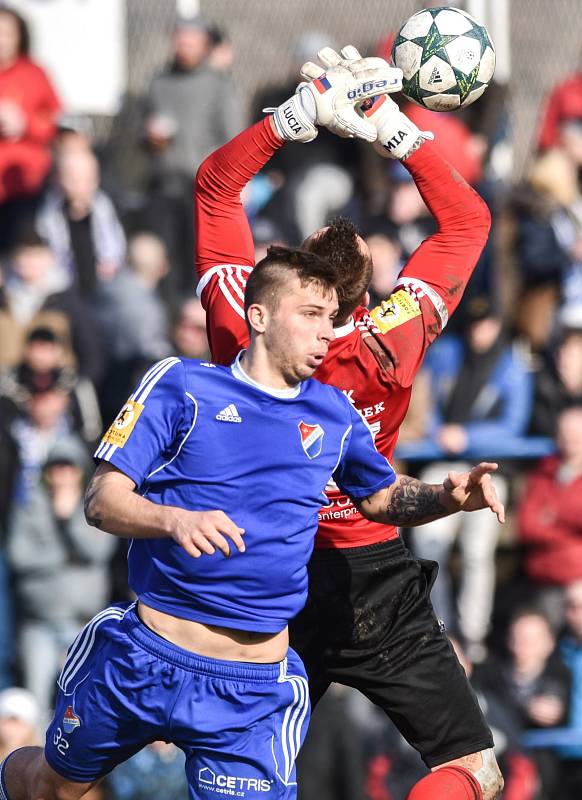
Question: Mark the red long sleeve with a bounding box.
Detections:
[194,118,282,363]
[195,118,282,277]
[400,140,491,319]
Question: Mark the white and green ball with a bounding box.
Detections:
[391,6,496,111]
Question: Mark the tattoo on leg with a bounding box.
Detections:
[385,477,446,526]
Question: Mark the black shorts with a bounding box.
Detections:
[289,538,493,768]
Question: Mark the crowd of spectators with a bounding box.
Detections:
[0,3,582,799]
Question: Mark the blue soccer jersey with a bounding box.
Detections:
[94,355,395,632]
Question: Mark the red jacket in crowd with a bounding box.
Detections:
[537,72,582,151]
[518,455,582,585]
[0,56,61,202]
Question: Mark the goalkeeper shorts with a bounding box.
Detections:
[290,537,493,768]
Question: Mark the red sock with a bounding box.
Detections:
[407,766,483,799]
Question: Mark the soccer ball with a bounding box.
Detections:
[391,6,495,111]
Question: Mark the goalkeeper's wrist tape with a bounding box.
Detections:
[265,88,318,143]
[363,94,433,160]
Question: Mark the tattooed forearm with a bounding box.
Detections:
[84,476,103,529]
[384,476,447,526]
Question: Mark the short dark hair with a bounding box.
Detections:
[305,218,373,321]
[0,7,30,57]
[244,245,338,328]
[12,230,50,254]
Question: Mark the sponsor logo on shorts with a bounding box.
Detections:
[62,705,81,734]
[198,767,273,796]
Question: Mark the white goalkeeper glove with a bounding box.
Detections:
[267,45,403,144]
[360,93,434,160]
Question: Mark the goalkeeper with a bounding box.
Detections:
[194,46,504,800]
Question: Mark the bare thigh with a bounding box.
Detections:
[5,747,99,800]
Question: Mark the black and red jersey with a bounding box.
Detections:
[195,117,491,548]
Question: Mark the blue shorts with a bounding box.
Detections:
[45,603,310,800]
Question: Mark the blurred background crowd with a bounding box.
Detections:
[0,0,581,798]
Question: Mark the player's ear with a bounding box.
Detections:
[247,303,268,334]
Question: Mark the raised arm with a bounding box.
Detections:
[359,94,492,387]
[195,118,283,364]
[357,462,505,527]
[195,47,403,364]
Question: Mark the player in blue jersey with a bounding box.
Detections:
[0,68,504,800]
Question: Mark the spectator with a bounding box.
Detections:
[518,405,582,627]
[141,14,243,294]
[411,296,533,660]
[104,741,188,800]
[0,324,102,446]
[511,147,582,350]
[0,687,40,761]
[530,312,582,437]
[6,436,116,719]
[0,233,70,363]
[1,367,94,511]
[95,231,173,422]
[0,6,61,254]
[36,148,126,299]
[557,580,582,799]
[477,609,570,798]
[172,296,210,361]
[537,62,582,153]
[0,234,105,384]
[452,636,541,800]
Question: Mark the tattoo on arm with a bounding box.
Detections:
[84,476,103,529]
[385,476,446,526]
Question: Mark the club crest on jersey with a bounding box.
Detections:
[63,705,81,733]
[298,421,324,459]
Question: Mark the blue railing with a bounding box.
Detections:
[395,437,556,462]
[521,728,582,749]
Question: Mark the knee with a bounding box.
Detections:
[472,748,504,800]
[30,755,92,800]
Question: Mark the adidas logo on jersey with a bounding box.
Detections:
[216,404,242,423]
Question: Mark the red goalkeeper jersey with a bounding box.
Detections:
[195,117,491,548]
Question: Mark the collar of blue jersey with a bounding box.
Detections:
[333,317,356,339]
[231,351,301,399]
